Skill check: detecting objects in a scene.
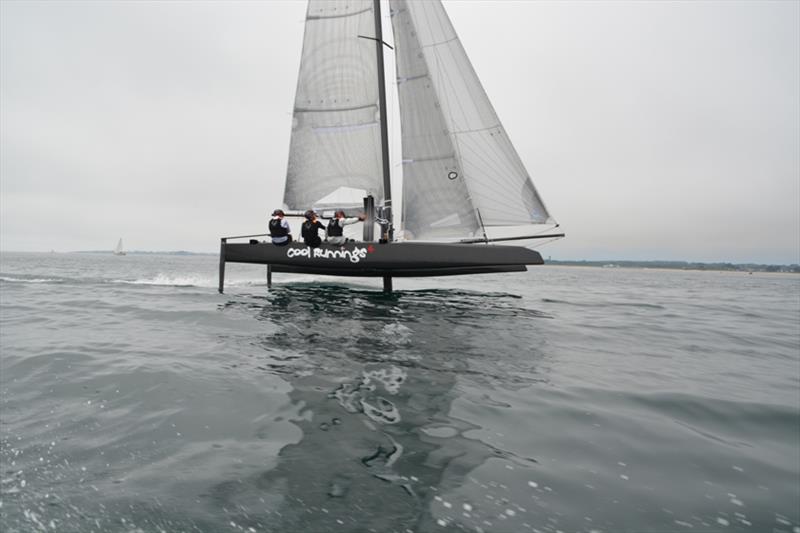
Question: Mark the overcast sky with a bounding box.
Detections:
[1,0,798,263]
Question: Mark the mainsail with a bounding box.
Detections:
[390,0,551,241]
[283,0,386,211]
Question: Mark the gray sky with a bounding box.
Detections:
[1,0,798,263]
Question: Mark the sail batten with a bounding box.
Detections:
[420,36,460,49]
[307,6,372,20]
[295,103,378,113]
[402,153,456,163]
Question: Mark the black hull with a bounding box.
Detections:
[224,241,541,274]
[269,264,526,277]
[218,240,543,292]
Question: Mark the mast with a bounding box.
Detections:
[372,0,392,241]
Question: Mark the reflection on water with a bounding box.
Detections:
[213,285,552,532]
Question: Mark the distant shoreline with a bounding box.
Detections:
[545,260,800,273]
[70,250,216,256]
[2,251,798,273]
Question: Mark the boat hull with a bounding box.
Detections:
[222,241,542,277]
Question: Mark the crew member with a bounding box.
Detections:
[301,210,326,247]
[268,209,292,246]
[326,209,365,245]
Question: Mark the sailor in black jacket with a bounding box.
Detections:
[300,210,326,247]
[268,209,292,246]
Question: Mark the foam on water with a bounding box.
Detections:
[0,276,63,284]
[111,274,218,287]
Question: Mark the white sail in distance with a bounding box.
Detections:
[390,0,552,241]
[283,0,386,211]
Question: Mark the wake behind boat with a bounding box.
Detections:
[219,0,563,292]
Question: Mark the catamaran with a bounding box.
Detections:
[219,0,563,293]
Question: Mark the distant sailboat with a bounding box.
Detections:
[113,238,126,256]
[218,0,564,293]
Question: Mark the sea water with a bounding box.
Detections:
[1,252,798,533]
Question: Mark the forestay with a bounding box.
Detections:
[283,0,385,211]
[390,0,551,241]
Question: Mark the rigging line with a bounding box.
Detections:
[476,208,489,243]
[472,223,562,237]
[532,237,564,249]
[357,35,394,49]
[449,124,503,136]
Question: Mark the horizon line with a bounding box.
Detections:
[1,249,798,267]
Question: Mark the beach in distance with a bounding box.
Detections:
[1,251,798,532]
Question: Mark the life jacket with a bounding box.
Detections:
[301,220,320,241]
[327,218,343,237]
[269,218,288,237]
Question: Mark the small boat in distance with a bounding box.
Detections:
[113,238,126,256]
[219,0,564,293]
